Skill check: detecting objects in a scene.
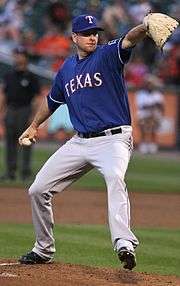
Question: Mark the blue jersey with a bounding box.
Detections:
[47,37,133,133]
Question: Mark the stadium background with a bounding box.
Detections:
[0,0,179,149]
[0,1,180,285]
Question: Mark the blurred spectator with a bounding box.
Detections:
[0,0,178,73]
[0,0,178,149]
[70,0,103,19]
[82,0,103,18]
[101,0,131,40]
[51,55,68,72]
[46,1,71,32]
[135,75,164,154]
[169,1,180,20]
[0,0,178,92]
[128,0,152,24]
[0,46,40,181]
[18,28,39,61]
[23,1,49,39]
[29,1,71,71]
[158,43,180,87]
[125,55,149,89]
[140,37,158,68]
[0,0,27,43]
[33,33,71,58]
[32,32,71,71]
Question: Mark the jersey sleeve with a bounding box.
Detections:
[118,37,133,64]
[103,36,133,66]
[47,71,66,112]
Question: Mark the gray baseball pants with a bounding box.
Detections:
[29,126,139,259]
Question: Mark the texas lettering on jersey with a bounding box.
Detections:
[65,72,102,97]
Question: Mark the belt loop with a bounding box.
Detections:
[78,133,83,138]
[104,129,112,136]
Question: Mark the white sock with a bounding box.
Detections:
[114,239,134,252]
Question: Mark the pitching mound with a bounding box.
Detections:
[0,261,180,286]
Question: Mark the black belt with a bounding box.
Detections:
[78,127,122,138]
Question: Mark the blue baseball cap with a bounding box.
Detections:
[72,14,104,33]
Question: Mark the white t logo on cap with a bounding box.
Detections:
[85,16,94,23]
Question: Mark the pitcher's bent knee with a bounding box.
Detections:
[106,170,124,182]
[28,180,44,197]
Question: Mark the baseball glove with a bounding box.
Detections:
[143,13,179,49]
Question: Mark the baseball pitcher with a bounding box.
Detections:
[18,13,178,270]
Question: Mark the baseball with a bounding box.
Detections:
[21,138,35,146]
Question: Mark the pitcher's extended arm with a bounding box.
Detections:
[19,97,52,145]
[122,24,147,49]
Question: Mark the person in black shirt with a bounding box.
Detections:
[0,46,40,181]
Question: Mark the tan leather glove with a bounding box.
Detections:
[143,12,179,49]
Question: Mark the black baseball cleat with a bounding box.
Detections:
[19,251,52,264]
[118,247,136,270]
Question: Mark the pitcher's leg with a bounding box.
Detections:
[93,134,138,270]
[27,138,92,260]
[29,183,55,259]
[88,134,139,251]
[106,176,138,250]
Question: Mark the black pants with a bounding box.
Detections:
[4,106,33,178]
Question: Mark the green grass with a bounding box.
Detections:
[0,223,180,276]
[74,153,180,193]
[127,154,180,192]
[0,145,180,193]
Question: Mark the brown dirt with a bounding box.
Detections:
[0,261,180,286]
[0,187,180,286]
[0,188,179,228]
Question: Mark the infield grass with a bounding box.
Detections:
[0,223,180,276]
[0,145,180,193]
